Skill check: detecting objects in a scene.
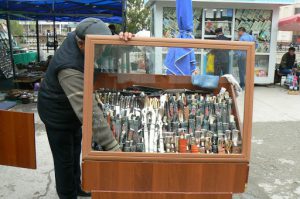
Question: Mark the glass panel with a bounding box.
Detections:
[235,9,272,53]
[94,45,159,74]
[255,55,269,77]
[92,43,247,156]
[163,7,203,39]
[203,9,234,40]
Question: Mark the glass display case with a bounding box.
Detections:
[82,36,255,199]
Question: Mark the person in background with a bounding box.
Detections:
[213,28,230,76]
[38,18,133,199]
[237,27,256,89]
[279,47,297,75]
[108,24,117,35]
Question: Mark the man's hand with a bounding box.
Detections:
[119,32,134,41]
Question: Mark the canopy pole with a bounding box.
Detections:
[53,18,57,51]
[36,19,40,62]
[51,0,57,52]
[122,0,127,32]
[6,14,16,79]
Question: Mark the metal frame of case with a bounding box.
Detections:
[82,36,255,199]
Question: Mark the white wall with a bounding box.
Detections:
[277,5,295,42]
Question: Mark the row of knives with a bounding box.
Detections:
[94,88,242,154]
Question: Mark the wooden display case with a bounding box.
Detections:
[82,36,255,199]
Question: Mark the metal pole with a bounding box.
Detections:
[52,0,57,51]
[6,14,16,79]
[122,0,127,32]
[36,19,40,62]
[53,19,57,51]
[47,31,49,53]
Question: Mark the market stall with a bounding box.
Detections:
[278,14,300,94]
[146,0,295,84]
[81,36,255,198]
[0,0,125,83]
[279,13,300,32]
[0,0,126,171]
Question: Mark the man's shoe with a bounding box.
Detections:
[77,189,91,197]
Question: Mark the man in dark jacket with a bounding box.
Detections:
[279,47,296,75]
[38,18,132,199]
[213,28,230,76]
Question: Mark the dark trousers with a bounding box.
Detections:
[214,61,229,76]
[45,126,82,199]
[238,56,246,88]
[279,68,292,75]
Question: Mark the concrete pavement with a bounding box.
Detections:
[234,122,300,199]
[1,85,300,198]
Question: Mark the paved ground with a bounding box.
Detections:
[234,121,300,199]
[1,85,300,199]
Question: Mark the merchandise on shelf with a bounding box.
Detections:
[0,43,13,78]
[285,74,299,91]
[255,55,269,77]
[163,7,203,39]
[204,9,234,38]
[93,87,242,154]
[235,9,272,53]
[205,21,231,37]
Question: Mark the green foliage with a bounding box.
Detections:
[126,0,150,33]
[114,24,123,33]
[29,24,35,32]
[10,21,24,36]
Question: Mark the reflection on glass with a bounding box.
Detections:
[94,45,246,82]
[205,49,230,76]
[92,44,246,155]
[203,49,246,88]
[94,45,155,74]
[236,50,247,89]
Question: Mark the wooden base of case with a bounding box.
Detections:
[92,191,233,199]
[82,160,248,199]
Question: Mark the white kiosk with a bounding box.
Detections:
[146,0,295,84]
